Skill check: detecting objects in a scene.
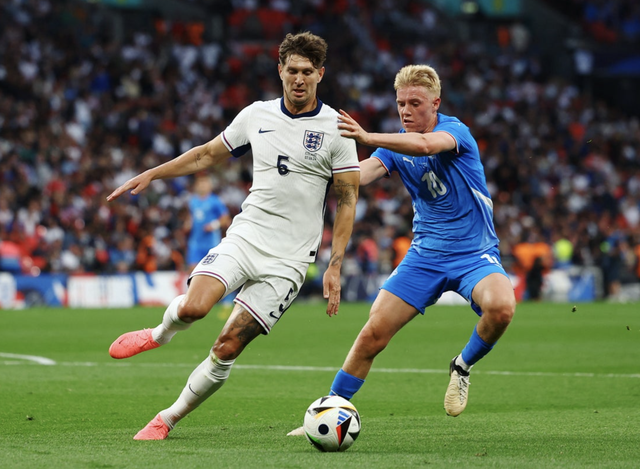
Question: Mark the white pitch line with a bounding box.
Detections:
[0,352,56,365]
[1,356,639,379]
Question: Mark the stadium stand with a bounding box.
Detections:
[0,0,638,302]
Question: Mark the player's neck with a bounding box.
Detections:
[422,114,439,134]
[283,96,318,115]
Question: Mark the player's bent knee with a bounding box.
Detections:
[177,300,212,322]
[484,301,515,328]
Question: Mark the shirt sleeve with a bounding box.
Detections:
[434,121,473,156]
[221,105,253,157]
[371,147,397,176]
[330,135,360,173]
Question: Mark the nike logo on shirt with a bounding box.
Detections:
[258,128,275,133]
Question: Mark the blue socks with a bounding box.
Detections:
[330,369,364,399]
[329,329,493,400]
[461,326,494,367]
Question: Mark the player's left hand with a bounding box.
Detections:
[322,266,342,317]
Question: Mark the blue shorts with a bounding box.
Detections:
[381,246,509,316]
[187,244,212,266]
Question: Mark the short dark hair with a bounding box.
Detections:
[278,32,328,69]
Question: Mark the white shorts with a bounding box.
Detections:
[189,235,308,334]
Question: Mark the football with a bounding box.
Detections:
[303,395,361,452]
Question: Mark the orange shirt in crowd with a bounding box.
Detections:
[512,242,553,276]
[392,236,412,269]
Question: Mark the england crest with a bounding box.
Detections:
[304,130,324,152]
[201,253,218,265]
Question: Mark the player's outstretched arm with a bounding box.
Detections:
[338,109,456,156]
[107,135,232,201]
[323,170,359,317]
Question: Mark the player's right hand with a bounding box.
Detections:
[106,172,153,201]
[338,109,369,145]
[322,265,342,317]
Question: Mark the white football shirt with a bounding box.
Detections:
[221,98,359,262]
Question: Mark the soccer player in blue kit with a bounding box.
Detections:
[186,174,230,270]
[290,64,515,433]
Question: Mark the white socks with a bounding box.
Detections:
[159,353,235,429]
[151,295,191,345]
[149,296,235,430]
[455,355,472,373]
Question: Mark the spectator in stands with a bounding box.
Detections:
[108,235,137,274]
[512,229,553,301]
[526,256,546,301]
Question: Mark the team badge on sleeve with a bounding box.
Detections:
[201,253,218,265]
[304,130,324,152]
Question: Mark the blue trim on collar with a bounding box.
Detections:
[280,97,323,118]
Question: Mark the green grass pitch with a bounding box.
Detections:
[1,301,639,468]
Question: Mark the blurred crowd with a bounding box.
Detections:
[548,0,640,43]
[1,0,639,301]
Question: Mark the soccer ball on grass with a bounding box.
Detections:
[303,395,361,452]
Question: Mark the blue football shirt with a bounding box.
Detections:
[372,113,498,258]
[188,194,228,248]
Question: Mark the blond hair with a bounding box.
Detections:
[394,65,441,97]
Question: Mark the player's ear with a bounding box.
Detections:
[433,97,441,110]
[317,66,325,82]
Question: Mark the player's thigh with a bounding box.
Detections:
[236,270,305,334]
[364,289,420,342]
[189,238,251,297]
[184,275,227,313]
[455,247,512,316]
[381,249,446,313]
[471,272,516,316]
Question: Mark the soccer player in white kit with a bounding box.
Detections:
[106,32,360,440]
